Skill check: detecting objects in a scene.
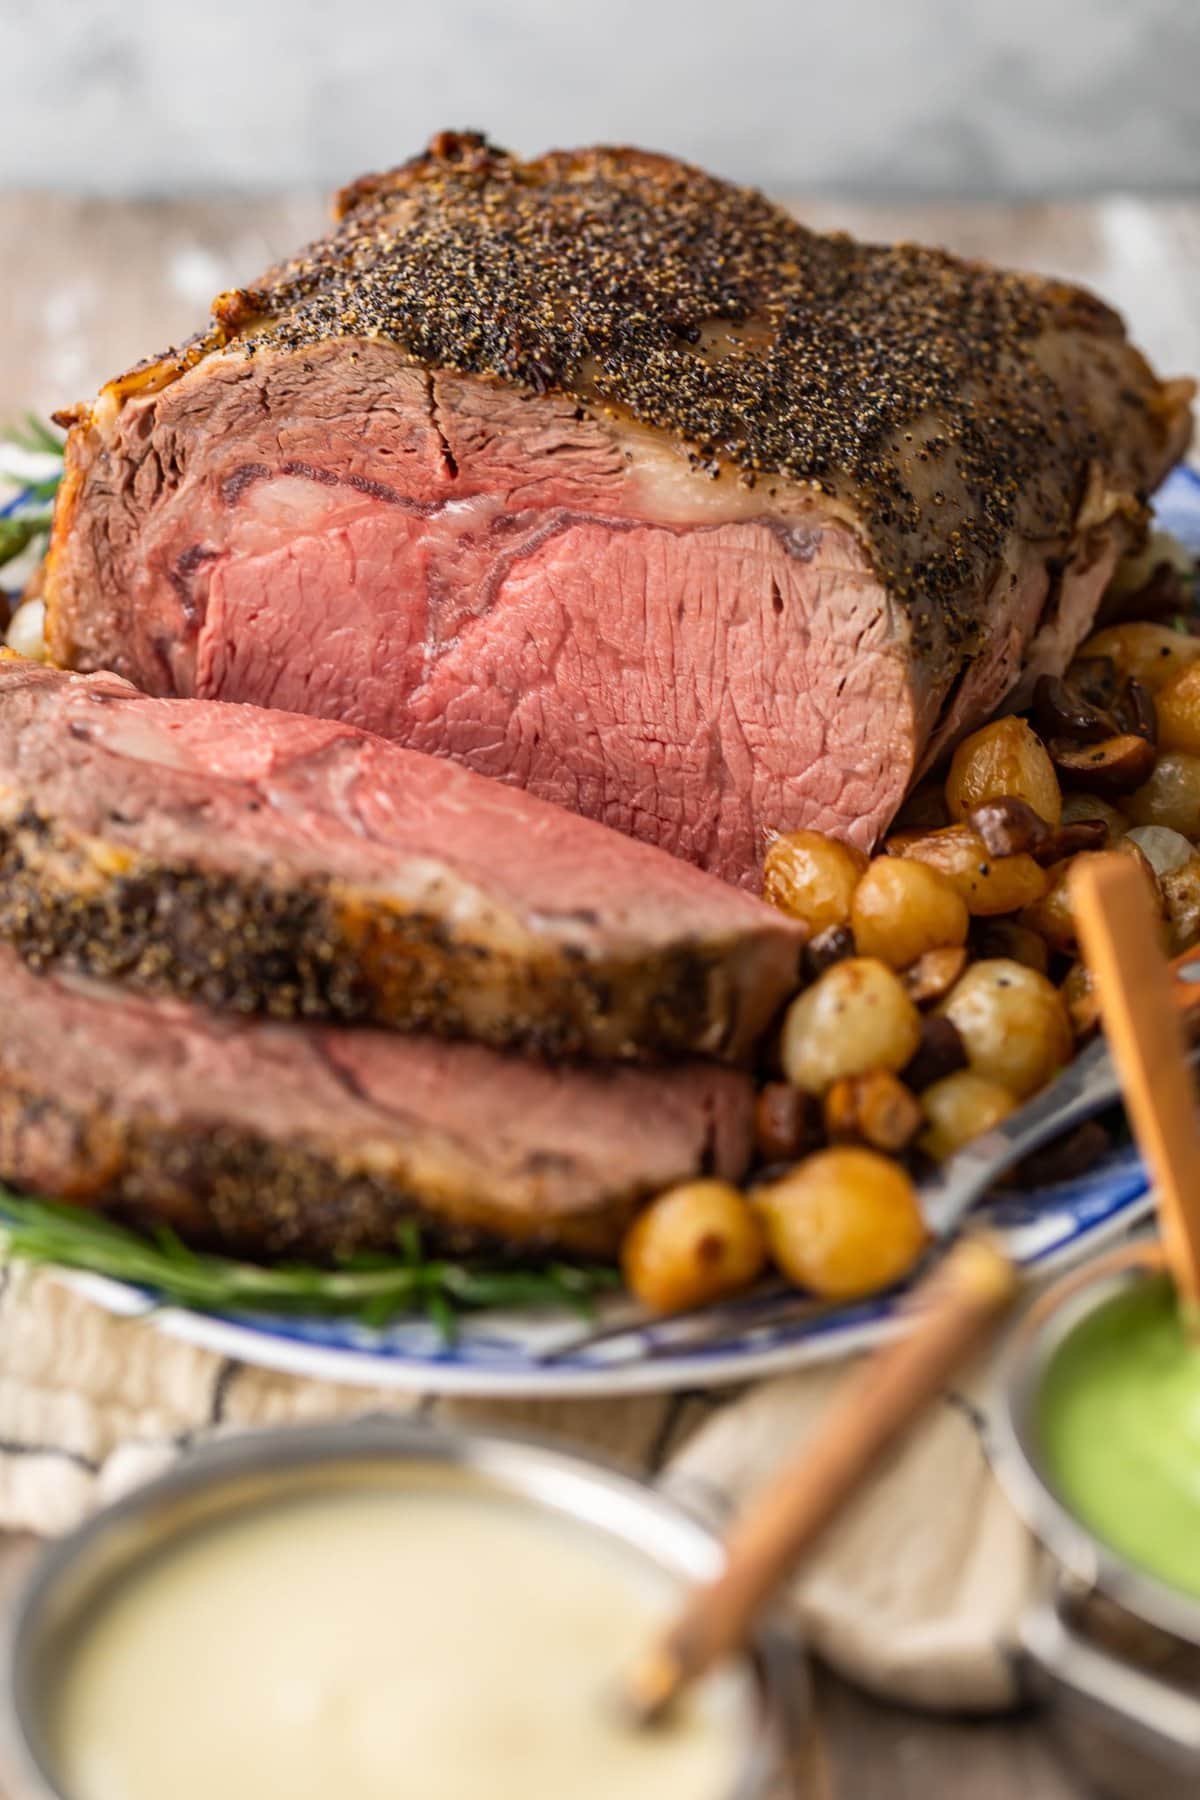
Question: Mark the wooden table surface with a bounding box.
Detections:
[0,187,1197,1798]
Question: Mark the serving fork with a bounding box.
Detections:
[539,946,1200,1367]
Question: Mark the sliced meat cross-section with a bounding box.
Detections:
[0,660,803,1062]
[46,135,1192,884]
[0,944,754,1260]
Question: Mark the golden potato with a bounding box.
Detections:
[1016,859,1075,954]
[762,830,867,934]
[1019,843,1161,956]
[1125,751,1200,840]
[755,1149,927,1299]
[1123,825,1193,878]
[621,1181,766,1315]
[1162,854,1200,954]
[903,944,970,1005]
[971,919,1049,974]
[938,958,1073,1099]
[780,957,922,1095]
[1156,662,1200,757]
[946,716,1062,826]
[919,1070,1018,1162]
[849,857,969,970]
[1060,961,1099,1037]
[887,825,1050,915]
[1079,622,1200,695]
[1059,793,1128,843]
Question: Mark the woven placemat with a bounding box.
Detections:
[0,1261,1034,1713]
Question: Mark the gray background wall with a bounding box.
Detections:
[3,0,1198,198]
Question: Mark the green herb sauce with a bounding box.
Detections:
[1038,1276,1200,1598]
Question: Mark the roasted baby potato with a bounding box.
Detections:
[1059,792,1128,842]
[1123,824,1193,878]
[1060,960,1099,1037]
[1155,662,1200,758]
[1019,842,1161,956]
[946,716,1062,825]
[903,944,970,1006]
[762,830,867,934]
[970,918,1050,974]
[918,1069,1018,1162]
[1079,622,1200,695]
[781,957,922,1095]
[622,1181,766,1315]
[1125,751,1200,840]
[887,825,1050,915]
[849,857,969,970]
[1018,859,1077,954]
[1162,854,1200,954]
[755,1149,927,1299]
[938,958,1072,1099]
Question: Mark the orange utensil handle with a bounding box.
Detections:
[1169,943,1200,1020]
[1073,857,1200,1314]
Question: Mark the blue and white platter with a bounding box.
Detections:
[26,469,1200,1395]
[54,1150,1153,1397]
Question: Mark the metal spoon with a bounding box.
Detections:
[540,949,1200,1367]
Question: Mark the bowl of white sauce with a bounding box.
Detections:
[2,1419,808,1799]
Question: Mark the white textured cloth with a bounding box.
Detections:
[0,1262,1034,1712]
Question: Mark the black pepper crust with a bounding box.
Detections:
[0,1081,636,1260]
[0,810,790,1063]
[164,131,1189,624]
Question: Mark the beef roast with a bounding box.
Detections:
[46,134,1192,886]
[0,660,801,1061]
[0,945,753,1258]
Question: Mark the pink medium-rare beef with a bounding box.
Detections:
[0,660,802,1061]
[46,134,1193,885]
[0,945,753,1258]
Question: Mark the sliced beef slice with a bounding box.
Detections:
[46,136,1192,886]
[0,661,802,1062]
[0,945,753,1259]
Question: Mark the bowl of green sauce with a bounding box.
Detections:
[996,1243,1200,1798]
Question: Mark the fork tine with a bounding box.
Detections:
[534,1278,793,1364]
[636,1290,856,1361]
[540,1022,1200,1369]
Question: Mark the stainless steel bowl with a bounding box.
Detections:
[994,1243,1200,1799]
[1,1417,810,1800]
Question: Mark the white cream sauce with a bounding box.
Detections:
[51,1487,749,1800]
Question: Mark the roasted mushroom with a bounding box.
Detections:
[1049,733,1157,794]
[823,1069,923,1154]
[1033,673,1118,745]
[967,795,1108,865]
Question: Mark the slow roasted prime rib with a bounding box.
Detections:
[46,135,1192,887]
[0,944,753,1257]
[0,660,801,1061]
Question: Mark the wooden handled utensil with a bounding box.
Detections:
[1070,852,1200,1314]
[621,1229,1018,1726]
[548,939,1200,1372]
[622,853,1200,1725]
